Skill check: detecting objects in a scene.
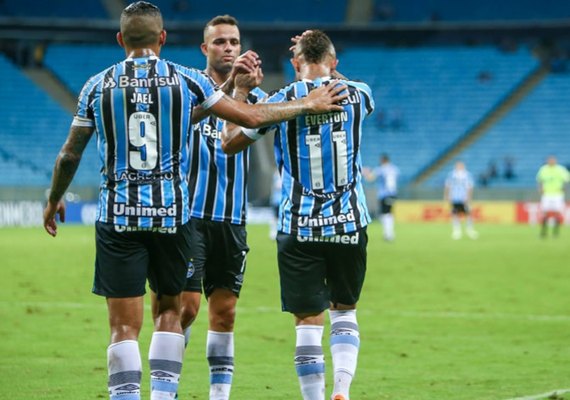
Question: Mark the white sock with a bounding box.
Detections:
[295,325,325,400]
[183,326,191,348]
[329,310,360,399]
[107,340,142,400]
[466,217,474,230]
[207,331,234,400]
[452,216,461,232]
[383,214,395,239]
[149,332,185,400]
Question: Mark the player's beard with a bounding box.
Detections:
[215,58,234,75]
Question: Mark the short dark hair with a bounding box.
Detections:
[120,1,163,48]
[297,30,335,64]
[122,1,162,19]
[203,15,239,38]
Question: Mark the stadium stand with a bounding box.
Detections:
[0,0,109,19]
[425,69,570,188]
[0,53,98,187]
[372,0,570,22]
[1,0,567,198]
[43,44,204,96]
[152,0,347,23]
[326,46,539,184]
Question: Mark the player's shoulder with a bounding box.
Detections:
[165,60,211,81]
[80,64,116,96]
[344,78,373,94]
[263,81,300,103]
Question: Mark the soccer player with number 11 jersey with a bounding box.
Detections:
[223,30,373,400]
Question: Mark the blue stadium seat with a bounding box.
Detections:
[1,0,108,19]
[324,46,538,184]
[153,0,347,23]
[426,71,570,188]
[0,54,98,187]
[372,0,570,22]
[44,44,204,96]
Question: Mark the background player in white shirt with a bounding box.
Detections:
[364,154,399,241]
[444,161,478,240]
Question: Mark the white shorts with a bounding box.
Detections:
[540,194,565,213]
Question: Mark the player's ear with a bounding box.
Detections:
[116,32,125,48]
[332,58,339,70]
[159,30,167,46]
[290,57,300,73]
[200,42,208,56]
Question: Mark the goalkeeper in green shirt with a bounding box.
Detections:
[536,156,570,237]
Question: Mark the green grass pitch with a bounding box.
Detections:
[1,222,569,399]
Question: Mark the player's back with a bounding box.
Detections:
[76,55,219,228]
[263,77,374,236]
[375,163,399,198]
[446,169,473,203]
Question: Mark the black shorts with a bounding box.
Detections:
[184,219,249,298]
[451,202,469,215]
[379,196,396,214]
[93,222,191,298]
[276,228,367,314]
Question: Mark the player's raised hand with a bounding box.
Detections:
[235,65,264,92]
[43,200,66,237]
[289,30,313,53]
[230,50,261,78]
[304,81,348,113]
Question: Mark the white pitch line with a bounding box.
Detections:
[502,388,570,400]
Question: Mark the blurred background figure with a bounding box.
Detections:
[536,155,570,238]
[364,154,399,241]
[444,161,478,240]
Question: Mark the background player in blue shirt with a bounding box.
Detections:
[42,3,348,399]
[177,15,266,400]
[222,30,373,400]
[364,153,399,241]
[444,161,478,240]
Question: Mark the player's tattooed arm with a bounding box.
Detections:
[48,125,93,204]
[215,80,348,130]
[44,125,94,237]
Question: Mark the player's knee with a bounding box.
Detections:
[110,322,142,343]
[210,306,236,331]
[181,302,200,328]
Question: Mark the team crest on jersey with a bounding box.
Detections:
[103,76,117,89]
[187,261,195,278]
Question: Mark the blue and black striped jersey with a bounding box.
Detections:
[445,169,474,203]
[188,86,266,225]
[72,55,222,228]
[245,77,374,236]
